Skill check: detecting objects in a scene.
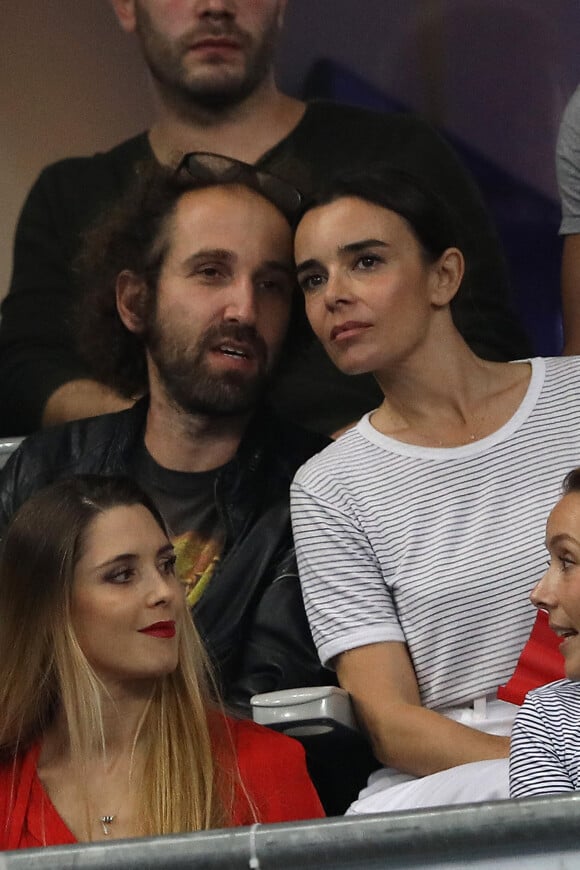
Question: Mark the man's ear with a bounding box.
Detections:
[116,271,150,334]
[429,247,465,307]
[109,0,137,34]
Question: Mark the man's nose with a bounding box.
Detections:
[195,0,236,19]
[223,278,258,325]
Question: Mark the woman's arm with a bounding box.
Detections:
[337,641,509,777]
[292,473,509,777]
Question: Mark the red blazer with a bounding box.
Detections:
[0,716,324,850]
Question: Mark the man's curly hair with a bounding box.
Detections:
[74,159,305,398]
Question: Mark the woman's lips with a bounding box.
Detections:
[330,322,371,342]
[138,621,176,639]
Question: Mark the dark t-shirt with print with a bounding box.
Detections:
[133,444,226,608]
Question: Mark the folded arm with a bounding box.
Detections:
[337,641,509,777]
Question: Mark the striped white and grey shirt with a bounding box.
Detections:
[291,357,580,711]
[510,679,580,797]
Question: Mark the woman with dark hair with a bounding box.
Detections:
[290,167,580,811]
[0,475,323,848]
[510,468,580,797]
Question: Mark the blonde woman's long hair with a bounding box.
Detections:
[0,475,241,839]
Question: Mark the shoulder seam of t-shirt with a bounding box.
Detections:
[291,480,364,529]
[320,625,405,668]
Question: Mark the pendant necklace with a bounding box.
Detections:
[99,814,116,836]
[94,752,138,836]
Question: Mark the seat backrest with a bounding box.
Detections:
[251,686,379,815]
[0,437,24,470]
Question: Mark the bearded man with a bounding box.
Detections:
[0,160,330,712]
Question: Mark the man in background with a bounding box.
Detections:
[0,0,530,436]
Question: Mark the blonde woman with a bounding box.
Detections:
[0,476,323,848]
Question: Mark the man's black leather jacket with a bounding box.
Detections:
[0,399,332,713]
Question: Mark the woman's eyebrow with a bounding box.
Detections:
[548,533,580,548]
[296,257,323,276]
[337,238,388,254]
[297,239,390,276]
[92,553,136,571]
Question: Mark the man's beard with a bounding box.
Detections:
[134,3,280,111]
[146,317,273,417]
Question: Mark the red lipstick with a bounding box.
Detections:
[138,621,176,638]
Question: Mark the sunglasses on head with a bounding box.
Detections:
[176,151,303,222]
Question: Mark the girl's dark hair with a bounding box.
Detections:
[300,165,462,263]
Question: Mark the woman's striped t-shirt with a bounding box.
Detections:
[291,357,580,710]
[510,679,580,797]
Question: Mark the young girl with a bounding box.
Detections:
[0,475,323,848]
[510,468,580,797]
[290,167,580,811]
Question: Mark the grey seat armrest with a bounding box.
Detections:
[251,686,360,738]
